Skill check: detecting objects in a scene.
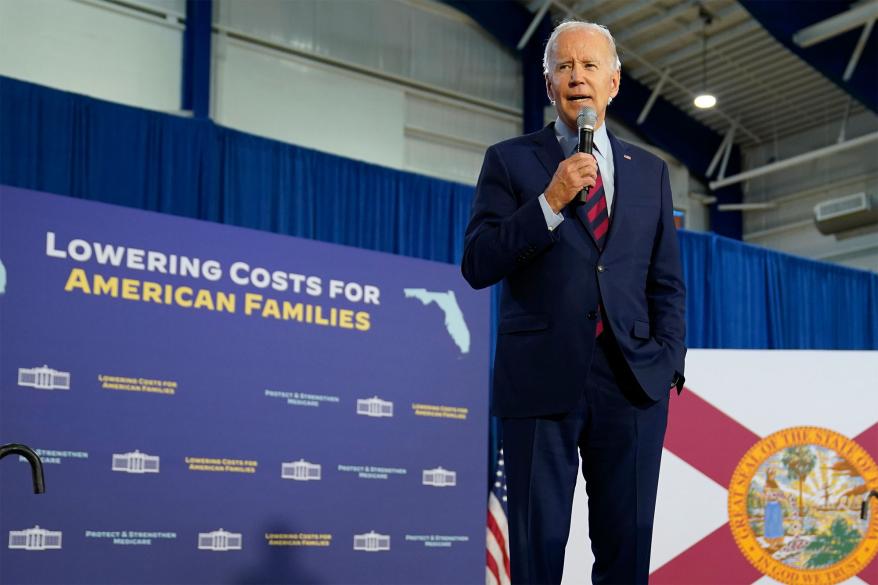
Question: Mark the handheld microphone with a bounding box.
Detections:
[576,107,597,205]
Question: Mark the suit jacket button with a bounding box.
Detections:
[597,264,606,273]
[587,311,597,320]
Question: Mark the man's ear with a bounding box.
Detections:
[609,69,620,100]
[545,74,556,103]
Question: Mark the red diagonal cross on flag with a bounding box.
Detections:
[652,387,878,585]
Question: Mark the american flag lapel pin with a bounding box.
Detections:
[623,154,632,160]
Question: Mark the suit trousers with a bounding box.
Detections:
[501,330,670,585]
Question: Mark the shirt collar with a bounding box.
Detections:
[593,122,610,157]
[554,116,610,156]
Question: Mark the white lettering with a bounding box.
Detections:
[126,248,145,270]
[364,285,380,305]
[69,239,92,262]
[230,262,249,286]
[46,232,67,259]
[146,251,167,273]
[203,260,222,281]
[306,277,322,296]
[251,267,270,289]
[329,279,344,299]
[344,282,363,302]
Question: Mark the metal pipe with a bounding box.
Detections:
[793,1,878,47]
[718,124,737,180]
[637,68,669,125]
[717,202,777,211]
[843,17,876,81]
[709,131,878,190]
[517,0,553,51]
[706,125,734,178]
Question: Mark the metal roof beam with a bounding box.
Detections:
[707,124,735,178]
[615,0,698,43]
[793,0,878,47]
[718,124,737,180]
[569,0,612,15]
[843,17,876,81]
[709,131,878,190]
[717,78,845,112]
[634,19,759,76]
[518,0,554,50]
[676,59,803,95]
[597,0,653,27]
[632,4,743,57]
[637,68,670,125]
[694,44,818,129]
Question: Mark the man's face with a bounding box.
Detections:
[546,28,620,132]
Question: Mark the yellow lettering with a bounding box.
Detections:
[174,286,193,307]
[64,268,91,294]
[355,311,370,331]
[142,281,162,303]
[216,292,235,313]
[121,278,140,300]
[339,309,354,329]
[245,293,263,315]
[193,289,214,311]
[262,299,280,319]
[282,302,303,321]
[93,274,119,297]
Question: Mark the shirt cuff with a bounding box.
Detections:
[538,194,564,231]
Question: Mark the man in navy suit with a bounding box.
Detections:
[462,19,686,585]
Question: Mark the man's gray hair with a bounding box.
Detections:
[542,19,622,76]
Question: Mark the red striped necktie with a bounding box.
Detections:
[584,165,610,337]
[565,137,610,338]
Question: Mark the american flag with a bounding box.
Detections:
[486,447,511,585]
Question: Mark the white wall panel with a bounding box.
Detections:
[0,0,183,112]
[213,36,407,170]
[404,131,487,185]
[404,93,520,184]
[214,0,521,110]
[743,110,878,273]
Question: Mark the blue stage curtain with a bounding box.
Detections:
[2,74,877,354]
[679,231,878,349]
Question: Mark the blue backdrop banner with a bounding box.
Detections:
[0,185,490,584]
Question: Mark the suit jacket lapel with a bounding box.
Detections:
[574,195,598,247]
[532,123,565,181]
[604,130,629,249]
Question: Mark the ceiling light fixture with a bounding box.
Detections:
[694,6,717,109]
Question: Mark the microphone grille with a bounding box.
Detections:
[577,107,597,129]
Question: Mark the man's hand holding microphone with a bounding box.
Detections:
[545,106,598,214]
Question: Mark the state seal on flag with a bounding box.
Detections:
[728,427,878,584]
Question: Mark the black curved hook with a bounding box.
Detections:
[862,490,878,521]
[0,444,45,494]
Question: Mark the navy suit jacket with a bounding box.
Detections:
[462,123,686,418]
